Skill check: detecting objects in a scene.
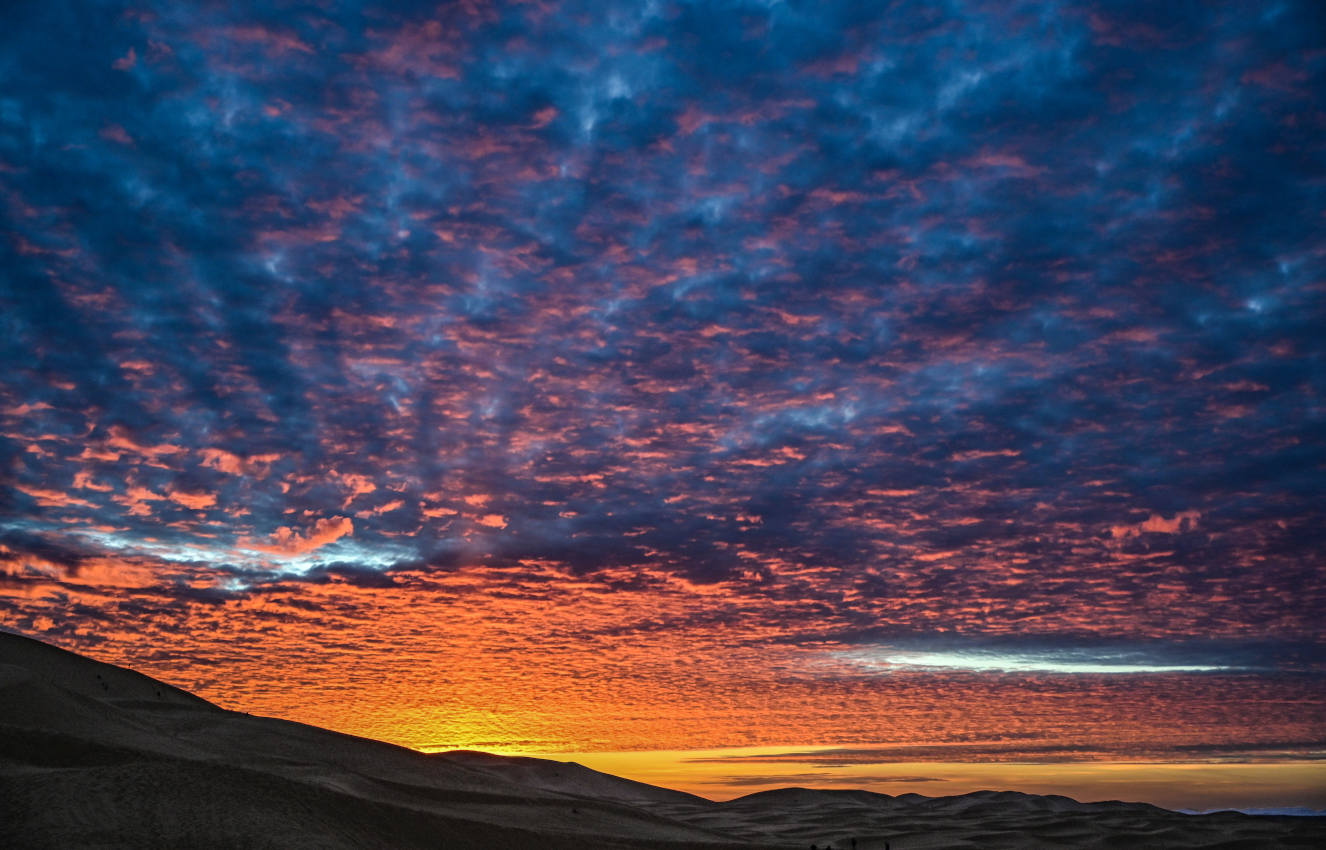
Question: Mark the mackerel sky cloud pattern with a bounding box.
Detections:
[2,1,1324,761]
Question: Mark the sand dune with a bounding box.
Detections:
[2,631,1322,849]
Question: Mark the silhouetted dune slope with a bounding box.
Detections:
[2,631,1323,849]
[0,632,749,849]
[0,630,212,708]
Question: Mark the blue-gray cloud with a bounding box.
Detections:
[1,0,1323,686]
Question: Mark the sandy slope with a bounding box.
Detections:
[2,631,1322,849]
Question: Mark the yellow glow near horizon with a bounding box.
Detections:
[421,744,1326,812]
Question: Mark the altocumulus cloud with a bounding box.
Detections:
[0,0,1323,756]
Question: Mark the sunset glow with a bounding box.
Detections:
[3,0,1323,814]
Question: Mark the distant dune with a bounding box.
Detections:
[2,632,1322,849]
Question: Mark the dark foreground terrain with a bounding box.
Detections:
[1,631,1321,849]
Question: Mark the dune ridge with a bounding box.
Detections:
[2,631,1322,849]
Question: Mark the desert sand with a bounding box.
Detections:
[1,630,1321,849]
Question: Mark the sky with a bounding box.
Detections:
[2,0,1324,811]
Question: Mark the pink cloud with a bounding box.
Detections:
[112,46,136,70]
[1111,510,1201,539]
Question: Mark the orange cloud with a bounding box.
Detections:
[199,448,247,475]
[168,490,218,510]
[257,516,354,554]
[201,448,281,477]
[358,499,404,517]
[336,472,377,506]
[72,471,113,492]
[15,484,97,509]
[113,486,166,517]
[106,426,183,461]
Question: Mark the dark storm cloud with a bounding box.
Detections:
[1,0,1323,658]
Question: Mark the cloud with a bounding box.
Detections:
[0,0,1322,763]
[832,641,1253,675]
[255,517,354,555]
[199,448,280,478]
[681,738,1326,767]
[168,490,218,511]
[1111,510,1201,539]
[14,484,97,510]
